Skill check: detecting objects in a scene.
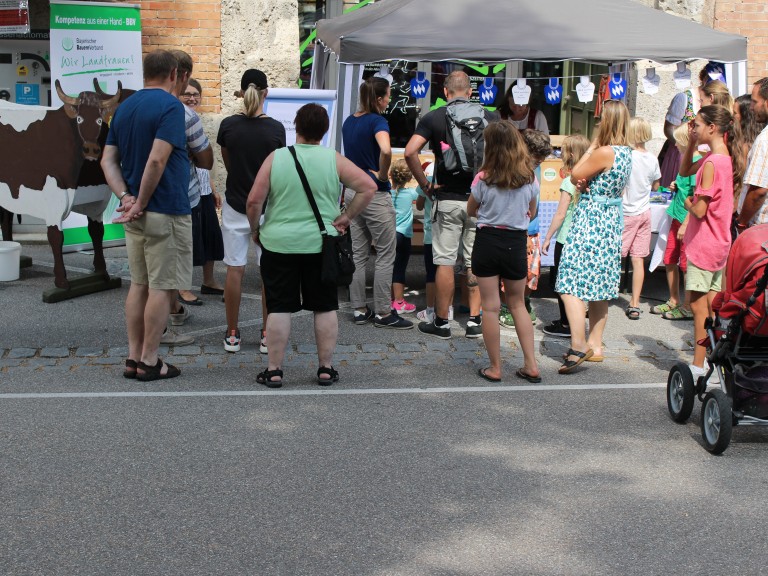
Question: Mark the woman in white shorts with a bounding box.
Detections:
[216,69,286,353]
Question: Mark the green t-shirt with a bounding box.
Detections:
[260,145,341,254]
[556,178,578,245]
[666,154,701,223]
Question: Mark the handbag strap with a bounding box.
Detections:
[288,145,328,237]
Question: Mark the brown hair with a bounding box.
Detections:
[143,50,177,81]
[187,78,202,96]
[390,159,412,190]
[756,78,768,101]
[697,104,745,193]
[169,49,193,77]
[358,77,389,114]
[294,103,329,142]
[595,100,630,147]
[479,120,534,189]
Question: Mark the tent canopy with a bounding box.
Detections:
[316,0,748,65]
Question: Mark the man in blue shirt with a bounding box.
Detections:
[101,49,190,381]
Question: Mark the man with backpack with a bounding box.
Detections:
[405,71,499,339]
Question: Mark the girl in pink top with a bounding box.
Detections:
[679,104,746,373]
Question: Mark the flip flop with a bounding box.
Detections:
[662,306,694,320]
[558,348,593,374]
[478,368,501,382]
[515,368,542,383]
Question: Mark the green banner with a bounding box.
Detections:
[50,2,140,32]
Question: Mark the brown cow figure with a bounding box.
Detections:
[0,79,123,289]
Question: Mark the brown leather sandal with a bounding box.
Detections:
[558,348,593,374]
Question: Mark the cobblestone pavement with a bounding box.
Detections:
[1,243,695,383]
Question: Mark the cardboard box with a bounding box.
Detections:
[539,157,565,201]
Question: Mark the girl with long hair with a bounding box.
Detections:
[679,104,745,380]
[467,121,540,383]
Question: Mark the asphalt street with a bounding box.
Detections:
[1,242,767,575]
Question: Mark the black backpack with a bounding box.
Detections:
[441,98,488,177]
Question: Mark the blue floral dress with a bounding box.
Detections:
[555,146,632,301]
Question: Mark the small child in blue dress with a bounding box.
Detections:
[390,159,420,313]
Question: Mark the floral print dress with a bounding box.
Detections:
[555,145,633,301]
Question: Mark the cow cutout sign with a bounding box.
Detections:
[0,78,133,294]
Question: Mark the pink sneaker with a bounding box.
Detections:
[392,299,416,314]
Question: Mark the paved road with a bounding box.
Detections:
[1,243,767,575]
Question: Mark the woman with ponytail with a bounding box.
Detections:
[342,76,413,329]
[217,69,286,354]
[678,104,744,380]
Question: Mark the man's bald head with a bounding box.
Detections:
[444,71,471,99]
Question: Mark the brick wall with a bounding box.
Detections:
[138,0,222,113]
[714,0,768,82]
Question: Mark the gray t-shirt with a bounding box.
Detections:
[471,173,537,230]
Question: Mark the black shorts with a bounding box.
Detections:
[260,247,339,313]
[471,226,527,280]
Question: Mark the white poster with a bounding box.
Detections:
[263,88,338,149]
[49,0,142,106]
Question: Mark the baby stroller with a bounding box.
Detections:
[666,223,768,454]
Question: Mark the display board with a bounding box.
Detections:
[49,0,143,250]
[49,0,142,106]
[263,88,337,149]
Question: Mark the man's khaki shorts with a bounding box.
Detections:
[431,198,476,269]
[124,211,193,291]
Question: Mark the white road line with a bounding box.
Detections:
[0,382,666,399]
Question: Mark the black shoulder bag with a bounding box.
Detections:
[287,146,356,287]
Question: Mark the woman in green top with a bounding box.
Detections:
[247,104,376,388]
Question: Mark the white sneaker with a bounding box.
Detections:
[416,308,435,323]
[259,329,268,354]
[170,305,189,326]
[689,364,722,387]
[160,328,194,346]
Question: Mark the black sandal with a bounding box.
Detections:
[137,358,181,381]
[317,366,339,386]
[257,368,283,388]
[123,359,138,379]
[558,348,593,374]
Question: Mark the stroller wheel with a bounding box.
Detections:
[700,390,733,455]
[667,363,695,423]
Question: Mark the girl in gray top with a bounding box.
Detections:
[467,121,540,384]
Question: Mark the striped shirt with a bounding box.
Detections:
[184,104,210,209]
[745,125,768,224]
